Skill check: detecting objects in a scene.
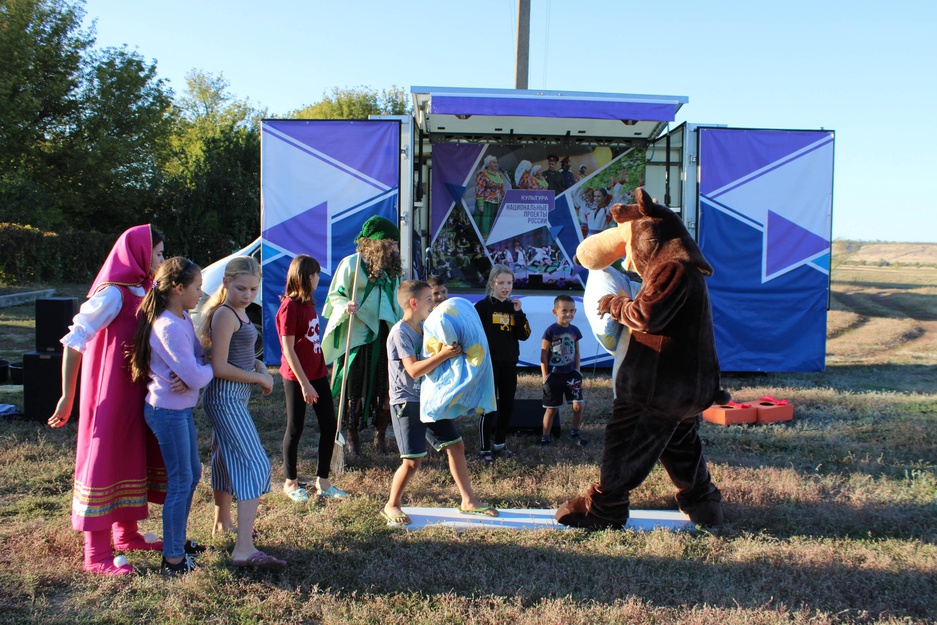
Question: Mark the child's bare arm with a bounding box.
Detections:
[540,338,551,380]
[402,343,462,380]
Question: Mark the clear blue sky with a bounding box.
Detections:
[82,0,936,243]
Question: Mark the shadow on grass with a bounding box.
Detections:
[268,527,936,620]
[723,365,937,394]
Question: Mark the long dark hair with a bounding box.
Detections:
[283,254,320,306]
[130,257,201,383]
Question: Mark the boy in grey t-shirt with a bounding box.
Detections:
[381,280,499,527]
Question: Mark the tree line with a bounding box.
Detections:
[0,0,407,268]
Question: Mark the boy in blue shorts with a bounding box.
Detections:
[381,280,499,527]
[541,294,588,447]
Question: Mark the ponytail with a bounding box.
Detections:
[130,257,200,383]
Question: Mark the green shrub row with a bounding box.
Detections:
[0,223,114,285]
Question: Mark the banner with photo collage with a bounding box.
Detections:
[429,143,646,290]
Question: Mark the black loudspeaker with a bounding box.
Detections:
[23,351,79,423]
[507,398,561,436]
[35,297,78,352]
[527,274,544,289]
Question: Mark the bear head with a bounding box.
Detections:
[576,187,712,279]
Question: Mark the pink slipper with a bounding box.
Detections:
[84,558,135,576]
[231,550,286,570]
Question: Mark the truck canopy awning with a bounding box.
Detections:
[411,86,687,141]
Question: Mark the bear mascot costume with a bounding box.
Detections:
[556,188,729,529]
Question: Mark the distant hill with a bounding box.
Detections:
[832,241,937,266]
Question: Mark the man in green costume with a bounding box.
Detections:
[322,216,404,454]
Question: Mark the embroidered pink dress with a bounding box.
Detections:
[66,226,167,531]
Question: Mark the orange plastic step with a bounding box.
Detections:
[702,402,757,425]
[755,396,794,424]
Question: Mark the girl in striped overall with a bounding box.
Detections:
[197,257,285,569]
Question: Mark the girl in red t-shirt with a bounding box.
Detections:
[276,255,348,502]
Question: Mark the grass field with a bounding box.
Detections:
[0,261,934,625]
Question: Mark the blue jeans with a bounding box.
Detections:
[144,404,201,559]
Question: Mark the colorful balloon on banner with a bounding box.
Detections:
[593,146,612,169]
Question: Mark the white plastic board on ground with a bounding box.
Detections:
[399,507,695,532]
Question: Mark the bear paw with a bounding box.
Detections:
[555,496,626,531]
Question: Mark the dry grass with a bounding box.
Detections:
[0,262,935,625]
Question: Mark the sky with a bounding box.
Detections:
[80,0,937,243]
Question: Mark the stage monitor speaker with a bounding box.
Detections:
[35,297,78,352]
[527,274,544,289]
[507,398,561,436]
[23,351,79,423]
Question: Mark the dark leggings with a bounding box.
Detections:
[282,376,336,480]
[479,360,517,451]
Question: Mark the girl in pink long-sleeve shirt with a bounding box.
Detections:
[131,257,214,575]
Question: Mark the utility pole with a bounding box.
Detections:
[515,0,530,90]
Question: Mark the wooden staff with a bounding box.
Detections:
[330,257,360,475]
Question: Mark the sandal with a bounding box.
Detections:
[317,484,349,499]
[231,550,287,570]
[456,504,499,517]
[285,487,309,503]
[380,509,411,528]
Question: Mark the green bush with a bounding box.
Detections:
[0,223,113,285]
[0,223,44,284]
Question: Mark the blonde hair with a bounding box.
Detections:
[485,264,514,298]
[196,256,262,347]
[130,257,200,383]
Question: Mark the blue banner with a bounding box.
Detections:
[260,120,400,364]
[698,128,834,372]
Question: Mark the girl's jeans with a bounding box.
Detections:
[144,404,200,559]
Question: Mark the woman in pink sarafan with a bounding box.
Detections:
[48,224,169,575]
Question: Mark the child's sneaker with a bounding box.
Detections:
[569,430,590,447]
[540,435,552,447]
[479,451,495,464]
[183,540,209,556]
[161,554,194,576]
[492,443,514,458]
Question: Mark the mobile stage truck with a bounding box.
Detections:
[260,86,834,372]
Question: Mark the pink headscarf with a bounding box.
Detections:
[88,224,156,297]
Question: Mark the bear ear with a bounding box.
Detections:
[608,202,643,224]
[633,187,655,212]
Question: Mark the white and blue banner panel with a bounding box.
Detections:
[698,127,834,372]
[260,120,400,364]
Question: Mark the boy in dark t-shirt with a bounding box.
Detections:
[540,294,587,447]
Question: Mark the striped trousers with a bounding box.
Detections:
[202,377,271,501]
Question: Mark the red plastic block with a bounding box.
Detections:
[755,396,794,424]
[702,402,757,426]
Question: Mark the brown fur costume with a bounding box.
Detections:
[556,188,728,529]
